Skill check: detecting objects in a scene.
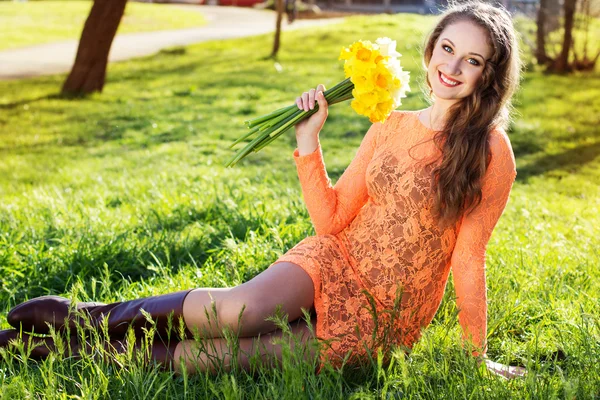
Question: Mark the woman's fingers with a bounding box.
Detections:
[296,85,327,112]
[485,359,527,379]
[315,85,326,109]
[509,365,527,377]
[308,89,316,110]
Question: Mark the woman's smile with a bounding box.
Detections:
[438,70,462,87]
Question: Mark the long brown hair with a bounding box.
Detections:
[418,0,523,227]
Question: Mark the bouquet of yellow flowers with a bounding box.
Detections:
[224,37,411,168]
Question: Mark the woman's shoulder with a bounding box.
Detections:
[488,126,517,174]
[489,126,513,154]
[376,109,417,139]
[389,109,418,124]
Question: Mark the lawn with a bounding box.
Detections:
[0,12,599,399]
[0,0,207,51]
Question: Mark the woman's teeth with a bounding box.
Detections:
[439,71,461,86]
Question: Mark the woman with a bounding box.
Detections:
[1,0,526,379]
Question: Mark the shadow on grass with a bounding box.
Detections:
[2,188,285,306]
[515,141,600,182]
[0,92,92,110]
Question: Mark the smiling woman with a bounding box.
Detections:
[0,0,207,51]
[0,0,527,382]
[426,21,493,112]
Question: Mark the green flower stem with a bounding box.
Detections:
[324,77,351,95]
[224,130,268,167]
[227,107,307,166]
[245,78,351,128]
[328,88,354,105]
[332,95,354,105]
[254,109,303,142]
[253,109,306,148]
[226,77,357,167]
[257,106,298,132]
[228,125,261,148]
[252,85,351,144]
[260,105,305,132]
[324,82,351,102]
[253,106,320,151]
[251,107,297,130]
[254,94,354,152]
[245,105,292,127]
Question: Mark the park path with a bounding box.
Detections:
[0,5,346,80]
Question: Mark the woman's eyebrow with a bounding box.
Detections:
[442,38,485,60]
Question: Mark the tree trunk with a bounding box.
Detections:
[62,0,128,95]
[571,0,600,71]
[271,0,284,58]
[536,0,550,66]
[546,0,561,33]
[550,0,577,73]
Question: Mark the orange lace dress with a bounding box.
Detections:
[268,110,517,372]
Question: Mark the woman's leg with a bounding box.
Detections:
[173,314,318,375]
[182,262,315,339]
[5,262,314,342]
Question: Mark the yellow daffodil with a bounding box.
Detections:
[338,38,410,124]
[226,37,411,167]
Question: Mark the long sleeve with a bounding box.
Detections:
[292,121,382,236]
[450,129,517,357]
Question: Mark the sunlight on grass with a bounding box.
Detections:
[0,0,207,51]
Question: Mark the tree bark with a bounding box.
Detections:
[62,0,128,95]
[271,0,284,58]
[535,0,550,66]
[571,0,600,71]
[550,0,577,73]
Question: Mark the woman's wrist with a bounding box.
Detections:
[296,135,320,156]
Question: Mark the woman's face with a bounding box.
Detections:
[427,20,493,102]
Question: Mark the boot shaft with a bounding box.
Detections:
[7,290,193,339]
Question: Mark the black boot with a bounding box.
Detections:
[0,328,79,360]
[7,290,193,338]
[6,296,105,334]
[0,328,179,369]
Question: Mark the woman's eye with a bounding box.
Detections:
[443,44,480,66]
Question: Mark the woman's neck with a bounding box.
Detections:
[427,99,456,131]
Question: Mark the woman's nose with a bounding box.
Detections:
[446,59,462,76]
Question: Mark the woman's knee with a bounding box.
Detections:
[215,290,282,337]
[184,263,315,337]
[219,284,314,337]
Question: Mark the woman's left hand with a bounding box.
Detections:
[478,357,528,379]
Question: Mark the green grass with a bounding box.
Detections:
[0,0,207,51]
[0,12,599,399]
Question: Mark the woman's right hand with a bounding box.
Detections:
[294,84,329,140]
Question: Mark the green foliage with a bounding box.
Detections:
[0,0,207,51]
[0,12,599,398]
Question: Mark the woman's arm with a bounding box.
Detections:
[450,129,517,357]
[293,121,382,236]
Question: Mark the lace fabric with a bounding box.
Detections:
[269,110,517,372]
